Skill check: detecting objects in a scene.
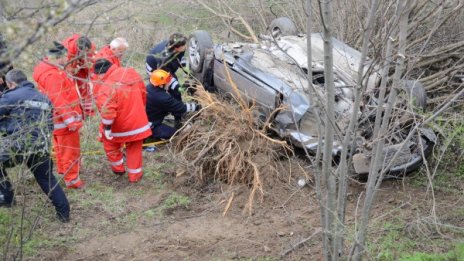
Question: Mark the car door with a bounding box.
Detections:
[212,51,280,119]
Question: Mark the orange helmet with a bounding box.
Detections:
[150,69,172,87]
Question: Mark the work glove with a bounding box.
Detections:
[104,125,113,140]
[185,102,202,112]
[67,121,82,132]
[183,79,198,89]
[168,77,180,91]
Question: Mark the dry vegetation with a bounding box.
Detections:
[172,83,292,214]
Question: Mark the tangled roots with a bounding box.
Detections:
[172,86,291,214]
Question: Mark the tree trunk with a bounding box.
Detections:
[319,1,336,260]
[352,0,412,260]
[333,0,380,259]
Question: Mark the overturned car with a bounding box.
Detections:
[187,18,436,176]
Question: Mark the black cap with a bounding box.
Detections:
[168,33,187,50]
[77,36,92,51]
[47,41,67,58]
[94,58,112,74]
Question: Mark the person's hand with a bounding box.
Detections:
[67,121,82,132]
[186,102,202,112]
[103,125,113,140]
[104,129,113,140]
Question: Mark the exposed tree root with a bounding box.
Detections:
[172,86,291,214]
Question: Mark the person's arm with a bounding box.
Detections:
[146,49,162,74]
[100,85,118,127]
[43,74,81,130]
[0,94,11,134]
[158,93,200,115]
[0,95,10,120]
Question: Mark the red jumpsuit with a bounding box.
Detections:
[95,45,121,67]
[93,65,152,182]
[62,34,96,116]
[33,59,84,188]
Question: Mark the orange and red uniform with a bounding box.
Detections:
[95,45,121,67]
[93,65,151,182]
[33,59,84,188]
[62,34,96,116]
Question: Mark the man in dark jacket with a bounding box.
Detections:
[0,69,70,222]
[146,33,188,126]
[145,33,187,79]
[145,69,201,140]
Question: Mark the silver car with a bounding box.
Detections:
[187,18,436,176]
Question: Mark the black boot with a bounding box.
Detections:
[0,178,14,207]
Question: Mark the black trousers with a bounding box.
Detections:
[0,154,70,219]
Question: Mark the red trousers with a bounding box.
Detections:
[102,139,144,182]
[53,131,82,187]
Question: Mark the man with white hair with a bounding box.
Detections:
[95,37,129,67]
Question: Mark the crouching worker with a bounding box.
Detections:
[92,59,152,183]
[145,69,201,141]
[0,69,70,222]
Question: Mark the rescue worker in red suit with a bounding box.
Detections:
[61,34,95,116]
[94,37,129,68]
[92,59,151,183]
[32,42,85,189]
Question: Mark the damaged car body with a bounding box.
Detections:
[187,19,436,176]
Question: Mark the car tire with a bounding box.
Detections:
[402,79,427,110]
[188,30,214,73]
[268,17,298,38]
[386,135,435,177]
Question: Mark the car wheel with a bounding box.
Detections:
[188,30,214,73]
[402,79,427,110]
[268,17,298,38]
[352,132,436,178]
[387,133,435,177]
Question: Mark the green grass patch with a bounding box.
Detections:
[372,221,417,261]
[141,192,190,218]
[413,118,464,193]
[117,211,139,229]
[371,217,464,261]
[142,162,167,190]
[399,243,464,261]
[162,192,190,209]
[68,183,126,214]
[0,203,64,259]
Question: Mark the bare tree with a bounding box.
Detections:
[195,0,259,43]
[317,1,337,260]
[351,0,414,259]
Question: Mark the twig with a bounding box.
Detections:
[222,192,234,216]
[280,228,322,256]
